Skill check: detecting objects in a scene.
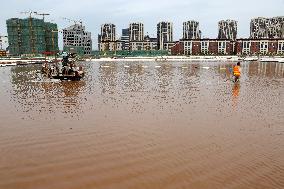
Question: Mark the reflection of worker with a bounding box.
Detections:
[233,62,241,82]
[232,83,240,108]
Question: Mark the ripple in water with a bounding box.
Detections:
[0,61,283,189]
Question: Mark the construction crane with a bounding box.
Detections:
[20,11,36,18]
[62,17,83,26]
[20,11,36,54]
[34,12,50,21]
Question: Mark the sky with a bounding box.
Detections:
[0,0,283,50]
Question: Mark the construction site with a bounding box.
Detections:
[6,12,59,56]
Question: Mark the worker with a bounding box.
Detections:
[233,62,241,82]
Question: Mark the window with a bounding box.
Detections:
[184,41,192,55]
[201,41,209,54]
[277,41,284,54]
[260,41,268,54]
[242,41,251,54]
[218,41,226,54]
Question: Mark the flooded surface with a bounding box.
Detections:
[0,61,284,189]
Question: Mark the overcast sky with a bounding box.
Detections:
[0,0,283,49]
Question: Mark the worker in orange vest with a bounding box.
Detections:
[233,62,241,82]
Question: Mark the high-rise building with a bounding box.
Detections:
[6,17,59,55]
[250,17,269,39]
[250,17,284,39]
[63,24,92,55]
[281,22,284,38]
[99,24,116,51]
[129,23,144,41]
[100,24,116,42]
[183,20,201,39]
[157,22,173,50]
[218,20,237,40]
[120,28,130,50]
[97,34,101,50]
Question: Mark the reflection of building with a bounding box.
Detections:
[6,17,59,55]
[157,22,173,50]
[250,17,284,39]
[248,61,284,78]
[183,20,201,39]
[218,20,237,40]
[63,24,92,55]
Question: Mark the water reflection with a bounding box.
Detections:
[232,82,240,108]
[10,65,86,119]
[1,61,284,189]
[248,61,284,78]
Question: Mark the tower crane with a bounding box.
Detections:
[62,17,83,26]
[20,11,36,18]
[34,12,50,21]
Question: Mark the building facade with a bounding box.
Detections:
[250,17,284,39]
[99,23,116,51]
[171,38,284,56]
[157,22,173,50]
[218,20,238,40]
[99,41,117,52]
[0,50,7,56]
[120,28,130,50]
[183,20,201,39]
[129,23,144,41]
[235,39,284,55]
[100,23,116,42]
[175,39,235,55]
[129,35,157,51]
[6,17,59,56]
[63,24,92,55]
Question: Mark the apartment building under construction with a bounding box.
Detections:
[6,17,58,56]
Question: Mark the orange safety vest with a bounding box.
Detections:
[233,66,241,76]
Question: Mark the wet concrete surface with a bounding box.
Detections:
[0,61,283,189]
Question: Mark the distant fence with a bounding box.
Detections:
[92,50,169,57]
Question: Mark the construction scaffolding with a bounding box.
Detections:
[45,22,59,53]
[6,17,59,56]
